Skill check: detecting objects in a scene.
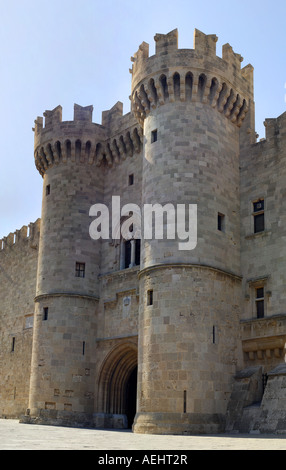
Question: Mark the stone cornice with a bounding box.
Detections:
[34,292,99,302]
[138,262,242,281]
[242,334,286,361]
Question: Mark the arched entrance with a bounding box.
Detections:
[97,342,138,429]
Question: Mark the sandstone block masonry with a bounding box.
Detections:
[0,28,286,434]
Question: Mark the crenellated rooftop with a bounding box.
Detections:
[130,28,252,90]
[33,29,256,176]
[0,219,41,252]
[33,103,143,176]
[130,29,254,127]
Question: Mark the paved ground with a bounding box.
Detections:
[0,419,286,450]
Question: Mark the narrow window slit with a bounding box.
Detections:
[256,287,264,318]
[253,199,265,233]
[218,213,225,232]
[213,325,217,344]
[43,307,48,321]
[151,129,157,143]
[147,289,153,306]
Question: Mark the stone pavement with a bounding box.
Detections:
[0,419,286,450]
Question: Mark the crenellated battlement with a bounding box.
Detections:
[33,103,143,176]
[0,218,41,252]
[33,29,253,177]
[131,28,250,83]
[264,111,286,141]
[130,28,253,127]
[193,28,218,56]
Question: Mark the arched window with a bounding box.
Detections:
[115,217,141,270]
[120,238,141,269]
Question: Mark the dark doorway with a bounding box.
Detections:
[125,366,137,428]
[97,343,138,430]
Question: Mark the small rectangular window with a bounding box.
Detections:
[11,337,15,352]
[253,199,265,233]
[217,213,225,232]
[128,174,134,186]
[46,185,50,196]
[256,287,264,318]
[147,289,153,306]
[43,307,49,321]
[151,129,157,143]
[75,262,85,278]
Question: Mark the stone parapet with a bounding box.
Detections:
[33,103,142,175]
[0,219,40,252]
[130,29,253,127]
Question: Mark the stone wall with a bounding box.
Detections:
[240,112,286,371]
[240,112,286,321]
[0,220,40,417]
[226,363,286,434]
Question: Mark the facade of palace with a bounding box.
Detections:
[1,28,286,434]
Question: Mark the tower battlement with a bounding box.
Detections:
[131,28,250,84]
[130,29,253,128]
[33,103,142,176]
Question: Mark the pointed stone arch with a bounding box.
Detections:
[96,341,138,428]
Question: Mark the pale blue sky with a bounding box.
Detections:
[0,0,285,239]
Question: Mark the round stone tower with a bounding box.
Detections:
[131,29,254,434]
[27,104,105,425]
